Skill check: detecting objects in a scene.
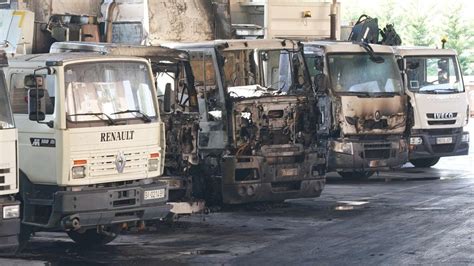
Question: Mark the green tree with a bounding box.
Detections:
[441,4,474,75]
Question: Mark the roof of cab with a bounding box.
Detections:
[304,41,396,54]
[50,41,189,61]
[8,52,148,66]
[393,46,457,57]
[163,39,301,51]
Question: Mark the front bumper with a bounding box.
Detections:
[409,129,469,159]
[0,200,20,249]
[328,138,408,172]
[48,182,170,230]
[222,144,326,204]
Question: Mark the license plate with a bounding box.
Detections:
[144,189,165,200]
[436,137,453,144]
[279,168,298,177]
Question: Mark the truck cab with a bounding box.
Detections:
[395,47,469,167]
[0,52,20,251]
[304,41,408,179]
[5,53,169,246]
[165,40,327,204]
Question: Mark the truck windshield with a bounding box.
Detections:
[0,73,14,129]
[328,53,403,95]
[224,49,310,98]
[65,61,157,124]
[405,56,464,94]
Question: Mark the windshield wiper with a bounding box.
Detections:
[357,42,385,63]
[68,112,117,125]
[112,110,152,123]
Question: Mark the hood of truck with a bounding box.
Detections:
[339,95,406,135]
[0,128,18,194]
[411,92,468,129]
[63,123,165,186]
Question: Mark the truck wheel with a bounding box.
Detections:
[338,171,375,180]
[67,226,120,246]
[410,157,440,168]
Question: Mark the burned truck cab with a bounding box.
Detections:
[166,40,326,204]
[304,42,408,179]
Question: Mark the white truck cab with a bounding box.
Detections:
[5,53,169,246]
[395,47,469,167]
[0,52,21,251]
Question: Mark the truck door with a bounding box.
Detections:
[9,71,57,183]
[189,50,227,153]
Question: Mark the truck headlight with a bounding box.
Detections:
[3,205,19,219]
[462,133,469,142]
[71,166,86,179]
[332,141,353,155]
[410,137,423,145]
[148,159,159,171]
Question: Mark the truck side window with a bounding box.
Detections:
[189,51,222,121]
[10,73,55,115]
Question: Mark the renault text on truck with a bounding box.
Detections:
[165,40,327,204]
[0,52,20,251]
[395,47,469,167]
[304,41,408,179]
[5,53,169,245]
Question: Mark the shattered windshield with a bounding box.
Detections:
[65,61,157,125]
[0,72,14,129]
[405,56,464,94]
[223,49,310,98]
[328,53,403,95]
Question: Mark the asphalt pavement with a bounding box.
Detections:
[1,123,473,265]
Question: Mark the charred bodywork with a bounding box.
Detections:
[166,40,327,204]
[304,42,408,175]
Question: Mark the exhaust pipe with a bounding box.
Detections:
[330,0,337,40]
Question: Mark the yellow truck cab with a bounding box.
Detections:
[5,53,169,246]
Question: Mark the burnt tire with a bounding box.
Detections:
[67,226,120,246]
[410,157,440,168]
[338,171,375,180]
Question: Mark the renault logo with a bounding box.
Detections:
[115,151,126,173]
[374,111,381,121]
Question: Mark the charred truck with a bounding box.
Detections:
[395,47,469,167]
[0,52,21,250]
[50,42,205,214]
[165,40,327,204]
[304,42,408,179]
[5,53,169,245]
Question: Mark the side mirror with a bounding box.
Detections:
[28,88,46,121]
[163,83,174,113]
[397,58,405,71]
[24,75,44,88]
[314,57,324,72]
[314,73,328,93]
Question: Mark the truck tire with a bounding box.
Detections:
[410,157,440,168]
[338,171,375,180]
[67,226,120,246]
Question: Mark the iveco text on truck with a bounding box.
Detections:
[395,47,469,167]
[304,41,408,179]
[166,40,327,204]
[0,52,21,251]
[5,53,169,245]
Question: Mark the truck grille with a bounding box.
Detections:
[428,120,456,125]
[363,143,392,159]
[89,150,148,177]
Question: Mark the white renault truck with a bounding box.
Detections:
[395,47,469,167]
[304,41,408,179]
[0,52,21,250]
[5,53,169,246]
